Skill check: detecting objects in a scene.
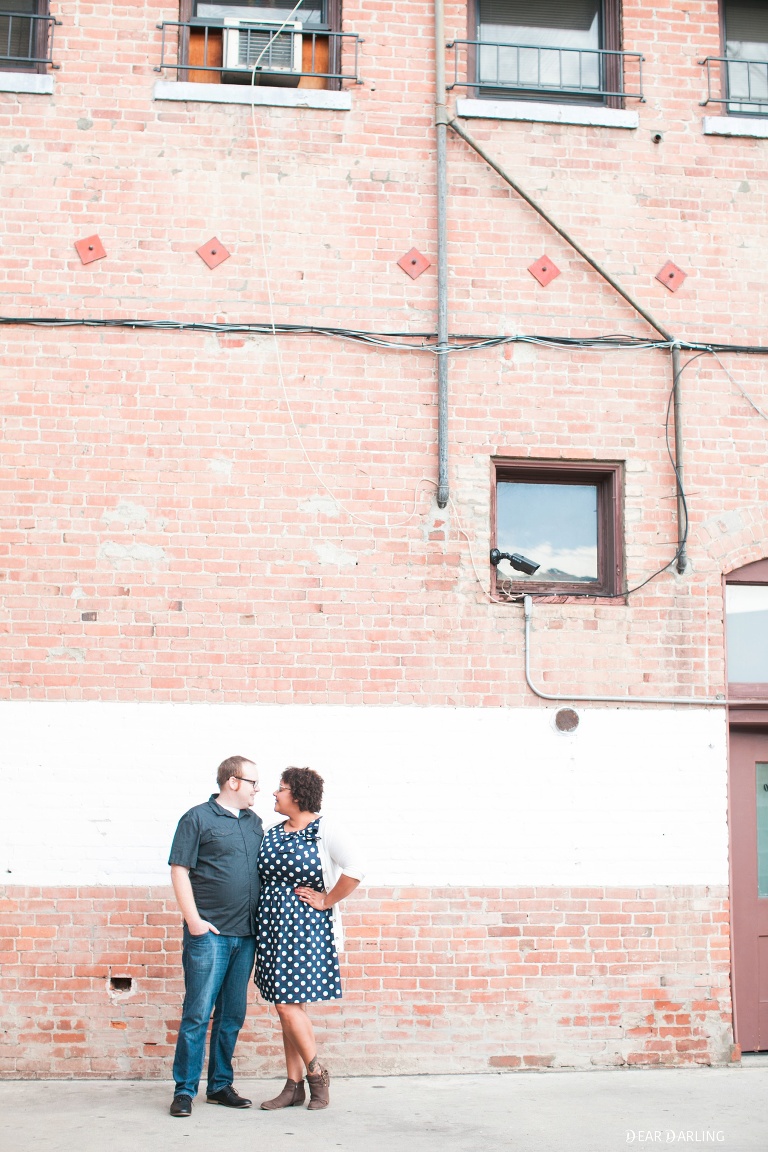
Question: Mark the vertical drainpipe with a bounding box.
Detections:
[670,344,688,573]
[435,0,450,508]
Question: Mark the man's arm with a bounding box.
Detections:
[170,865,220,935]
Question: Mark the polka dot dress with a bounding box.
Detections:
[255,819,342,1004]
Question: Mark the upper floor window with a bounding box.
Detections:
[165,0,348,89]
[466,0,632,105]
[724,0,768,114]
[0,0,54,72]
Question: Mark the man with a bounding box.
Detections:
[167,755,263,1118]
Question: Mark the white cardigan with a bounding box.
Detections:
[264,814,365,952]
[316,814,365,953]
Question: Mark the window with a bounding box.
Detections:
[725,559,768,699]
[469,0,624,104]
[176,0,343,89]
[724,0,768,114]
[726,585,768,681]
[491,460,622,597]
[0,0,51,72]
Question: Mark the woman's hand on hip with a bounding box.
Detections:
[295,886,327,910]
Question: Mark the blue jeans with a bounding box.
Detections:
[172,928,256,1098]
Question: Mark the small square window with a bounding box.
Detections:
[492,459,623,597]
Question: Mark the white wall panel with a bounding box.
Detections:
[0,703,728,886]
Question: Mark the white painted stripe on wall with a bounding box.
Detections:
[1,703,727,887]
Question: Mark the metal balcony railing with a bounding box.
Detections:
[700,55,768,113]
[447,38,644,103]
[0,11,60,69]
[155,20,362,87]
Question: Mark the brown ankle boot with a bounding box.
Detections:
[306,1067,330,1110]
[260,1079,306,1110]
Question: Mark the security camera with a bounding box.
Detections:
[489,549,540,576]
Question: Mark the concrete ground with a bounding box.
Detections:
[0,1066,764,1152]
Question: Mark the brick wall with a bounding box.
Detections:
[1,0,767,704]
[0,885,735,1077]
[1,0,764,1075]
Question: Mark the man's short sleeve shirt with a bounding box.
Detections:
[168,795,263,936]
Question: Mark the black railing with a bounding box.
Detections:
[155,20,362,87]
[0,11,60,69]
[700,55,768,113]
[447,38,644,103]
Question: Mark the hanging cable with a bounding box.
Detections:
[710,349,768,424]
[4,315,768,359]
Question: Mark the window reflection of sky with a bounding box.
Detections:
[198,2,324,26]
[497,481,598,582]
[726,584,768,682]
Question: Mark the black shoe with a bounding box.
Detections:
[170,1093,193,1117]
[206,1084,252,1109]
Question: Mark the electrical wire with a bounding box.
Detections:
[5,315,768,359]
[3,306,763,587]
[449,494,507,604]
[491,351,710,603]
[710,348,768,424]
[615,350,706,596]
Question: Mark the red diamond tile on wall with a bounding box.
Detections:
[528,255,560,287]
[74,235,106,265]
[397,248,431,280]
[196,238,231,270]
[656,260,687,292]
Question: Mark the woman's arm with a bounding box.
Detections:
[295,873,359,911]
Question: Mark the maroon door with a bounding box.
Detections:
[730,728,768,1051]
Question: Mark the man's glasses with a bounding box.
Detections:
[235,776,259,788]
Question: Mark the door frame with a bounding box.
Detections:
[728,721,768,1049]
[726,558,768,1050]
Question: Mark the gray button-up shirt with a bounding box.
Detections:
[168,795,263,936]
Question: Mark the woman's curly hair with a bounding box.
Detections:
[281,766,324,813]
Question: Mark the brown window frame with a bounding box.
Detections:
[491,458,624,599]
[466,0,624,109]
[720,0,768,119]
[0,0,50,75]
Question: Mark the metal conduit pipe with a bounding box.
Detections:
[447,115,689,571]
[670,344,688,573]
[524,596,725,705]
[435,0,450,507]
[447,116,672,343]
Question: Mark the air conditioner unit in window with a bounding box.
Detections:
[222,18,303,86]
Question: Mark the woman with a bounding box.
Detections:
[255,766,364,1111]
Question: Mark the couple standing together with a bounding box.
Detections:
[168,755,364,1118]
